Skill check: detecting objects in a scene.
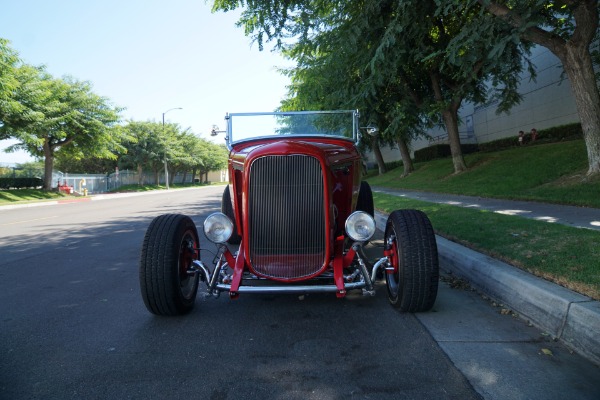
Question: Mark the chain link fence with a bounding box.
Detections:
[52,169,227,194]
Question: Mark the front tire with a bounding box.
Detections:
[384,209,439,312]
[139,214,200,316]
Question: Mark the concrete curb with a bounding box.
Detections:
[374,211,600,366]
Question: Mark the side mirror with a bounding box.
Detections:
[211,124,222,136]
[361,124,379,136]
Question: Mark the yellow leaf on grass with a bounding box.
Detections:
[541,348,553,356]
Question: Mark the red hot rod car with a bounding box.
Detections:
[139,110,439,316]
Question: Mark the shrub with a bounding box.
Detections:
[414,144,479,163]
[384,160,404,170]
[479,123,582,152]
[0,177,44,189]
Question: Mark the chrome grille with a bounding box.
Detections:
[248,155,326,279]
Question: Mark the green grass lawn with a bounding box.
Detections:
[374,193,600,300]
[0,189,68,204]
[368,140,600,300]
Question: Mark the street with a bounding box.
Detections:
[1,186,598,400]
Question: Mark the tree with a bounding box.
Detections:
[165,127,196,186]
[214,0,421,174]
[472,0,600,177]
[119,121,227,185]
[276,2,414,175]
[203,142,228,182]
[119,121,164,185]
[54,152,119,174]
[15,161,44,178]
[365,1,529,173]
[0,39,20,109]
[0,65,123,189]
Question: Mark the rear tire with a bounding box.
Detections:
[139,214,200,316]
[222,185,242,245]
[384,209,439,312]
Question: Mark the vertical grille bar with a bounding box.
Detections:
[248,155,326,279]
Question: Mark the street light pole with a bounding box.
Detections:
[162,107,182,190]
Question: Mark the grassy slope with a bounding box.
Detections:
[368,140,600,208]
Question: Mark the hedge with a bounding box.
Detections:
[413,123,583,162]
[479,123,583,152]
[0,177,44,189]
[414,143,479,163]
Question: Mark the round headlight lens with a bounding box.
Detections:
[345,211,376,242]
[203,212,234,244]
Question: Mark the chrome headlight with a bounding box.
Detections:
[345,211,376,242]
[203,212,234,244]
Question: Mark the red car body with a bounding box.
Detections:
[228,138,362,283]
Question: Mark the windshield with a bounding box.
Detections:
[225,110,359,146]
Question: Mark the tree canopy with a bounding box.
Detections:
[0,38,20,107]
[0,46,124,189]
[213,0,600,177]
[1,39,228,189]
[118,120,228,185]
[215,0,531,174]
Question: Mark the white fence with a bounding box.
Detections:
[53,169,227,194]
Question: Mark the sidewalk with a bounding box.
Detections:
[372,187,600,366]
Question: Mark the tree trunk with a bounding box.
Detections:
[42,139,54,190]
[372,141,387,175]
[431,71,467,173]
[396,138,414,177]
[442,107,467,173]
[557,45,600,177]
[154,170,160,185]
[137,164,143,186]
[168,166,175,186]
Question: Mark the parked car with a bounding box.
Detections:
[139,110,439,316]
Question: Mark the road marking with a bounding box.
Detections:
[0,215,59,226]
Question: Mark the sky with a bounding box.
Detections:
[0,0,293,164]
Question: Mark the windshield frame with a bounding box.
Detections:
[224,110,360,149]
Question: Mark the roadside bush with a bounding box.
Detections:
[414,144,479,163]
[536,123,583,142]
[384,160,404,170]
[479,123,582,152]
[0,177,44,189]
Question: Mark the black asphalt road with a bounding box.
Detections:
[0,187,480,399]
